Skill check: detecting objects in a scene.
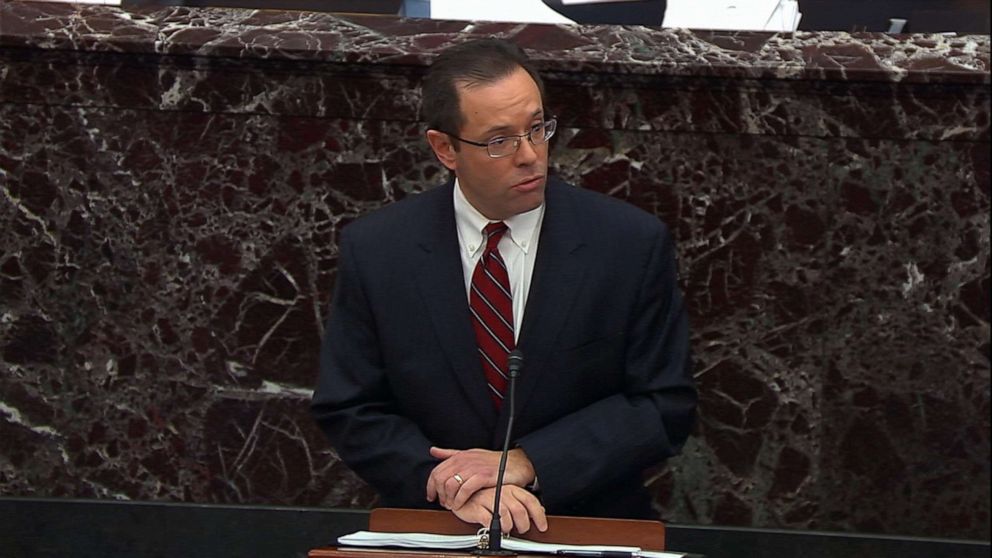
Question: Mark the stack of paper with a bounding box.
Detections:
[339,531,480,550]
[662,0,802,31]
[338,530,692,558]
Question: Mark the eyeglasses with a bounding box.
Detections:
[443,118,557,159]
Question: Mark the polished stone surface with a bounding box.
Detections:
[1,0,989,540]
[2,497,990,558]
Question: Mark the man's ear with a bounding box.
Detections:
[426,130,457,171]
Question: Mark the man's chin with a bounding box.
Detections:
[512,188,545,216]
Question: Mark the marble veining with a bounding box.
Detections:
[1,0,989,540]
[1,1,988,83]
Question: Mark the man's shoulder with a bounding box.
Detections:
[550,177,668,235]
[342,181,451,240]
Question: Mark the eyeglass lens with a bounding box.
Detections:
[488,120,556,157]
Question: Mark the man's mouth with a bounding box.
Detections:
[513,175,544,191]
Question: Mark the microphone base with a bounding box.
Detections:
[472,550,516,556]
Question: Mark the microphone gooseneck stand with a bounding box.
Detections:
[474,350,523,556]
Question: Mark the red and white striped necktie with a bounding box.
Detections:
[469,222,514,408]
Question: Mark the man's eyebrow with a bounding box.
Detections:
[481,124,514,137]
[480,110,545,137]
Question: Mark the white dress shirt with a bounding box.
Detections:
[453,179,545,341]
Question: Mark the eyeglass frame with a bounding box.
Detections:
[439,117,558,159]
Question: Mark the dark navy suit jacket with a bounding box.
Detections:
[312,177,696,518]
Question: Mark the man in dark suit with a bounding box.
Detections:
[311,39,696,533]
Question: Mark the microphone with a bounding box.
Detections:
[476,349,523,556]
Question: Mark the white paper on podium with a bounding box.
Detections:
[431,0,576,24]
[338,531,689,557]
[663,0,802,31]
[338,531,478,550]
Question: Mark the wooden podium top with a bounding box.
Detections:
[309,508,667,557]
[369,509,665,550]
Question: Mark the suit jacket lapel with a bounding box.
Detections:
[500,180,587,440]
[413,183,499,431]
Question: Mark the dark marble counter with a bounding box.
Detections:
[0,0,989,541]
[2,497,990,558]
[1,0,988,84]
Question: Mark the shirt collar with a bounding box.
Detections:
[453,178,544,257]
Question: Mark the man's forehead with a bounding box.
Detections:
[460,105,544,135]
[475,108,544,134]
[455,70,543,130]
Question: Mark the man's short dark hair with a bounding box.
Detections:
[422,39,546,143]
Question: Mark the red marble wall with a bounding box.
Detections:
[0,0,989,539]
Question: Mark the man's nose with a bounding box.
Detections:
[514,137,539,165]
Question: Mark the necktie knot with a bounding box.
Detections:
[483,222,508,252]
